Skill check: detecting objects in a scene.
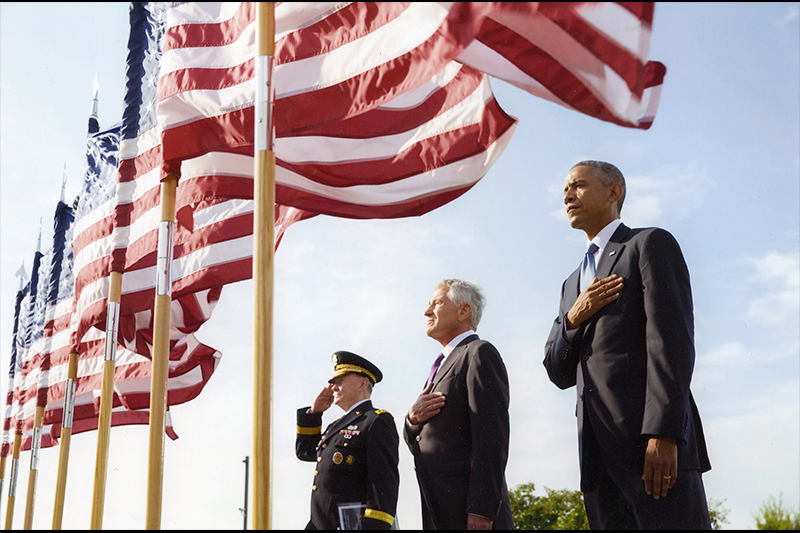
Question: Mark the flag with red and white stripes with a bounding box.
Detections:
[457,2,665,129]
[157,2,519,219]
[155,2,664,213]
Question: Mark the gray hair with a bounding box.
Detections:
[571,160,626,213]
[436,278,486,330]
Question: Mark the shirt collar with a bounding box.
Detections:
[344,398,370,415]
[590,218,623,256]
[442,329,477,360]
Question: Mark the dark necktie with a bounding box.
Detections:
[424,353,444,389]
[580,243,599,293]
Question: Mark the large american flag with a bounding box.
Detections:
[156,2,664,215]
[157,2,520,218]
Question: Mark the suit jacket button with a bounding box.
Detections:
[317,457,322,463]
[415,435,421,442]
[312,485,317,491]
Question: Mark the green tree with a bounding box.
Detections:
[509,483,589,530]
[754,493,800,530]
[708,497,730,530]
[510,482,730,530]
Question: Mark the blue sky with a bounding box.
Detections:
[1,2,798,530]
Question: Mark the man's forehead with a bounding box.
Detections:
[565,166,599,185]
[430,287,449,301]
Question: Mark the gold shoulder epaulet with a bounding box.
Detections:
[374,409,393,418]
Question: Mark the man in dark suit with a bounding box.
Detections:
[544,160,712,529]
[404,279,514,530]
[296,351,399,530]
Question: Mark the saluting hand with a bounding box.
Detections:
[566,274,624,329]
[407,382,446,425]
[309,383,334,414]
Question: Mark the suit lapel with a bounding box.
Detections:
[595,223,629,280]
[432,334,478,388]
[325,400,372,436]
[566,268,581,306]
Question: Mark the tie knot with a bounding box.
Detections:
[424,353,445,389]
[587,243,599,256]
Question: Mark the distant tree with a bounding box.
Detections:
[510,482,731,530]
[508,483,589,530]
[708,497,730,530]
[754,493,800,530]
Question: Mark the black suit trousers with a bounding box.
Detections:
[582,418,711,530]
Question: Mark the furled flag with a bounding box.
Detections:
[73,3,314,346]
[15,199,77,451]
[9,238,61,452]
[1,279,28,457]
[70,120,217,432]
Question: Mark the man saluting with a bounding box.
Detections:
[296,351,399,530]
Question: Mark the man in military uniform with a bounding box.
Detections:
[296,351,399,530]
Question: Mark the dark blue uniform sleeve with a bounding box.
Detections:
[296,407,323,462]
[363,411,400,530]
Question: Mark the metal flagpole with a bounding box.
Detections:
[253,3,276,529]
[145,174,178,529]
[241,456,249,530]
[89,271,122,529]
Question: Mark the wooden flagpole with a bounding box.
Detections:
[22,406,43,529]
[253,3,276,529]
[89,270,123,529]
[145,174,178,530]
[0,455,5,513]
[3,434,21,529]
[51,349,79,530]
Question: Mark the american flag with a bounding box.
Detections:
[155,2,664,218]
[457,2,665,129]
[1,282,28,457]
[157,2,519,218]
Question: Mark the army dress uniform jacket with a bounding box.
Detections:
[296,400,399,530]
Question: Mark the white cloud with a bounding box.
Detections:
[776,3,800,25]
[742,252,800,327]
[623,163,715,228]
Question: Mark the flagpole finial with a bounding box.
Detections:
[89,73,100,134]
[37,217,43,253]
[61,163,67,203]
[91,73,99,120]
[15,261,28,290]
